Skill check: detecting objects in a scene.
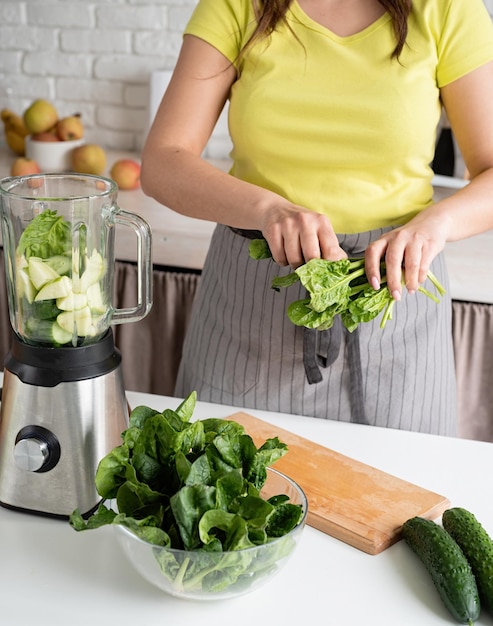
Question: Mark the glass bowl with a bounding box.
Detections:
[114,467,308,600]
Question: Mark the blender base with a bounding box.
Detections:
[0,334,129,518]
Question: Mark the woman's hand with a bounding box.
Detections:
[261,205,347,268]
[364,211,448,300]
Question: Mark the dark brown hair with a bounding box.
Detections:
[246,0,412,59]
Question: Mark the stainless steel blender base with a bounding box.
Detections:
[0,366,128,518]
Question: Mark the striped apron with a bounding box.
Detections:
[175,224,457,436]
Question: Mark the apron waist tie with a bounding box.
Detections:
[303,322,368,425]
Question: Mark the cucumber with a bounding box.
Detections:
[25,319,73,346]
[443,508,493,615]
[402,516,480,625]
[26,299,61,321]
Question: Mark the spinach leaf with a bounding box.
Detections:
[17,209,72,259]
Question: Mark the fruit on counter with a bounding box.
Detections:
[110,158,141,190]
[23,99,58,135]
[1,108,30,155]
[10,157,41,176]
[402,516,480,625]
[56,113,84,141]
[442,508,493,616]
[70,143,106,175]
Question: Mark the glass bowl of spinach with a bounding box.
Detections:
[70,391,308,600]
[114,466,307,600]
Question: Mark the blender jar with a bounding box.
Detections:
[0,173,152,347]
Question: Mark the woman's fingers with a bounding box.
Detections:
[264,209,346,268]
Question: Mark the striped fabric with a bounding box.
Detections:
[175,224,457,435]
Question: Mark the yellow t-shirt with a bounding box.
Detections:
[184,0,493,233]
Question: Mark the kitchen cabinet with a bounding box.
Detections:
[0,150,492,440]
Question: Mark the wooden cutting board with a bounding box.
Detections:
[228,412,450,555]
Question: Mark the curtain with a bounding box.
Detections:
[452,301,493,442]
[112,261,200,397]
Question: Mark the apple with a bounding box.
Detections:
[23,99,58,135]
[10,157,41,177]
[56,114,84,141]
[70,143,107,175]
[110,159,141,190]
[31,131,60,142]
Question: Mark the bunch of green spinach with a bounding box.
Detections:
[249,238,446,332]
[70,391,304,593]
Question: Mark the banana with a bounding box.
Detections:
[5,129,26,155]
[1,108,29,156]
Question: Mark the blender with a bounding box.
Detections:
[0,173,152,518]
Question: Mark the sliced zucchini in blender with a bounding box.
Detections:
[56,291,88,311]
[57,306,95,337]
[28,257,61,290]
[44,254,72,276]
[17,267,37,303]
[79,250,104,293]
[35,275,72,301]
[86,282,107,314]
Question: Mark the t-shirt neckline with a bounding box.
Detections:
[290,1,392,42]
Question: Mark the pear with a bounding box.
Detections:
[23,99,58,135]
[70,143,106,175]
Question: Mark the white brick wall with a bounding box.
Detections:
[0,0,492,155]
[0,0,198,152]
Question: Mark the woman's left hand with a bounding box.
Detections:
[364,213,448,300]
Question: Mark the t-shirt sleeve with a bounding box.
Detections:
[437,0,493,87]
[183,0,254,64]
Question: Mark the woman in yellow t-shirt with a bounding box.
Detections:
[141,0,493,435]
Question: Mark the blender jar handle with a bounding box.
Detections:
[111,208,153,325]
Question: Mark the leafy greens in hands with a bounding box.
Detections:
[69,392,304,593]
[249,238,446,332]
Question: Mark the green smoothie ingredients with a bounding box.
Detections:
[70,392,305,593]
[249,238,446,332]
[14,210,107,345]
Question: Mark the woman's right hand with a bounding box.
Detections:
[261,205,347,268]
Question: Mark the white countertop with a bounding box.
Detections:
[1,385,493,625]
[1,148,492,302]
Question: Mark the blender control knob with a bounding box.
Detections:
[14,426,61,473]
